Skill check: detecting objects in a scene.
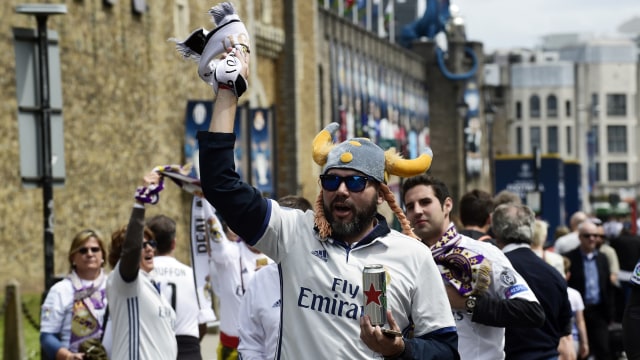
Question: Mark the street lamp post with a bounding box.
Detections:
[15,3,67,295]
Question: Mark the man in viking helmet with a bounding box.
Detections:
[181,3,459,358]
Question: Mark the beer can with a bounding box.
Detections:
[363,264,387,326]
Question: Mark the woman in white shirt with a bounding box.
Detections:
[40,229,109,360]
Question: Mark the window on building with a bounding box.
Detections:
[596,163,600,183]
[608,162,628,181]
[566,126,572,154]
[547,126,558,153]
[547,95,558,118]
[515,101,522,120]
[516,126,522,154]
[530,95,540,118]
[606,94,627,116]
[607,125,627,153]
[591,92,599,108]
[565,100,571,117]
[530,126,541,150]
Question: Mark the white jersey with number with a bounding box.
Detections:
[452,235,539,360]
[253,202,456,359]
[238,263,281,360]
[208,238,273,337]
[154,256,205,338]
[106,263,177,360]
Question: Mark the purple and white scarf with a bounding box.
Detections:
[68,270,106,351]
[430,224,492,296]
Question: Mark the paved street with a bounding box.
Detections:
[201,327,220,360]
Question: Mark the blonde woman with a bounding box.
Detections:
[40,229,108,360]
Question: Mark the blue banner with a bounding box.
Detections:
[494,155,566,246]
[563,161,582,226]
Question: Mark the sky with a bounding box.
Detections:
[451,0,640,52]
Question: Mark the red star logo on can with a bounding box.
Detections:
[364,283,382,305]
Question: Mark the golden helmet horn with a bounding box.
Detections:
[312,123,339,166]
[385,147,434,178]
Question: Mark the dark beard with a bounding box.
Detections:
[324,195,378,240]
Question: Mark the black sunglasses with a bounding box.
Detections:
[319,174,370,192]
[78,246,101,255]
[580,233,603,238]
[143,239,157,249]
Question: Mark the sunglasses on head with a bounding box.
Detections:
[78,246,101,255]
[319,174,370,192]
[143,239,157,249]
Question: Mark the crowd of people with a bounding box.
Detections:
[39,2,640,359]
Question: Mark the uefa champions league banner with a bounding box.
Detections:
[189,195,230,323]
[190,196,214,320]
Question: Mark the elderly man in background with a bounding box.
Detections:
[492,203,573,360]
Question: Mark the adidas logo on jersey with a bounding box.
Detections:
[272,299,282,308]
[311,249,328,262]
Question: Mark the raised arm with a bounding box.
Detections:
[208,48,248,134]
[197,47,269,245]
[119,171,162,281]
[118,206,145,282]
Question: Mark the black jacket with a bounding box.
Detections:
[565,247,614,322]
[504,247,572,360]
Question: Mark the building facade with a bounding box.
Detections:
[504,38,640,213]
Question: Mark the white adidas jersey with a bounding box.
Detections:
[154,256,203,338]
[451,235,539,360]
[238,263,281,360]
[208,238,273,336]
[106,262,177,360]
[254,201,456,359]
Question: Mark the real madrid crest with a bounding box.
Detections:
[500,269,516,286]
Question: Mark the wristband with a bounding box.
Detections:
[134,180,164,204]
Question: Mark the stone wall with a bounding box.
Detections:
[0,0,287,292]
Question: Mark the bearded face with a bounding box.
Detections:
[323,191,378,240]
